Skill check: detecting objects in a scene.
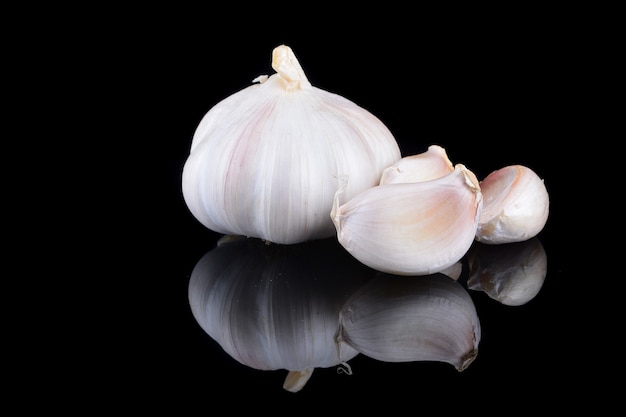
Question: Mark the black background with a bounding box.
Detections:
[140,36,576,407]
[18,7,610,412]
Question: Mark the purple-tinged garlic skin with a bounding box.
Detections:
[476,165,549,245]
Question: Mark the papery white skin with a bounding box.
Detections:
[379,144,454,185]
[476,164,549,244]
[467,237,547,306]
[331,164,483,276]
[439,261,463,281]
[182,45,401,244]
[337,273,481,371]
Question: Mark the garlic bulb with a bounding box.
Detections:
[379,144,454,185]
[467,237,547,306]
[337,273,481,371]
[187,236,374,392]
[475,164,549,244]
[182,45,401,244]
[331,164,483,276]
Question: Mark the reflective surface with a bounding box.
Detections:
[163,230,588,414]
[187,236,501,392]
[185,234,552,394]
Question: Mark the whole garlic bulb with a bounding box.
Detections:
[475,164,549,244]
[182,45,401,244]
[331,164,483,276]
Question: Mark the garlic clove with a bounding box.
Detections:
[337,273,481,371]
[331,164,482,276]
[439,261,463,281]
[182,44,401,245]
[475,164,549,244]
[467,237,547,306]
[379,144,454,185]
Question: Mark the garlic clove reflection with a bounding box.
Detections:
[379,144,454,185]
[337,273,481,371]
[331,164,482,276]
[476,165,549,244]
[467,237,548,306]
[187,237,374,392]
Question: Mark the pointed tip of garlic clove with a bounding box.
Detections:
[476,165,549,244]
[457,346,479,372]
[458,164,481,194]
[271,44,311,90]
[379,144,455,185]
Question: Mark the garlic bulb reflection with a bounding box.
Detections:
[476,165,549,244]
[337,273,480,371]
[467,237,547,306]
[187,236,374,392]
[379,144,454,185]
[182,44,401,244]
[331,164,482,276]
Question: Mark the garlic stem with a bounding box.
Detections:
[283,369,314,393]
[272,44,312,90]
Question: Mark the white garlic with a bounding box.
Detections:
[439,261,463,281]
[182,44,401,244]
[475,164,549,244]
[379,144,454,185]
[337,273,481,371]
[467,237,547,306]
[187,236,374,392]
[331,164,483,276]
